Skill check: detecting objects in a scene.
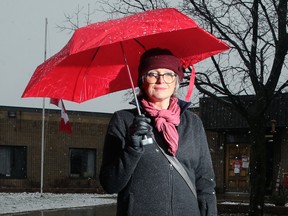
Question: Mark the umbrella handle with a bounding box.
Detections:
[141,135,153,145]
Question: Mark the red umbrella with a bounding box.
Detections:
[22,8,229,105]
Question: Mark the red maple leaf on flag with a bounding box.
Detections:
[50,98,72,134]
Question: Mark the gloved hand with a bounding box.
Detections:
[198,196,217,216]
[129,115,153,150]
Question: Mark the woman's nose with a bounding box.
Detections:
[156,75,165,83]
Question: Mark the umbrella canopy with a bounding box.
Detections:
[22,8,229,103]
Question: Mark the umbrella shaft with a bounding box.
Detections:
[120,42,141,115]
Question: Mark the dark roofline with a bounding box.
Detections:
[199,93,288,130]
[0,105,113,117]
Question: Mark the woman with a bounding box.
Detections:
[99,48,217,216]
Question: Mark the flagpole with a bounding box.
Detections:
[40,17,48,195]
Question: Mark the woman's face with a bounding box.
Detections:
[142,68,177,103]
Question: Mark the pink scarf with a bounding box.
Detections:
[141,97,181,156]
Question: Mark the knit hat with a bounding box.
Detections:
[138,48,184,87]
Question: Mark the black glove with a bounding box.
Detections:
[198,196,217,216]
[129,115,153,150]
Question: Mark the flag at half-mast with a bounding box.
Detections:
[50,98,72,134]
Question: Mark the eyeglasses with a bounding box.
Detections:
[143,71,177,84]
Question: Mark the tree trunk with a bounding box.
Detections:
[248,117,267,216]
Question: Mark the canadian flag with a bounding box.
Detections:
[50,98,72,134]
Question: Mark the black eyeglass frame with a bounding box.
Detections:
[142,71,178,84]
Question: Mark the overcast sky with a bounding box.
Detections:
[0,0,137,113]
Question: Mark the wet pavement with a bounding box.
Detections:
[0,204,250,216]
[3,203,288,216]
[3,204,117,216]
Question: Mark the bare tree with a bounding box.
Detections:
[97,1,288,215]
[96,0,171,16]
[56,4,96,34]
[183,1,288,215]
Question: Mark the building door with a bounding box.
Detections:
[225,143,250,193]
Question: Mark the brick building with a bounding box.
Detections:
[0,106,111,193]
[200,93,288,195]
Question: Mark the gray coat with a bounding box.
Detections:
[99,99,217,216]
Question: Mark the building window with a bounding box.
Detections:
[69,148,96,178]
[0,146,27,178]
